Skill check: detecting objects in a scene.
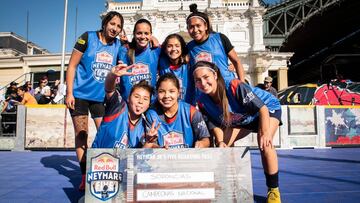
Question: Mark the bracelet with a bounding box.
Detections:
[217,141,225,146]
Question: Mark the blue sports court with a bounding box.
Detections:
[0,148,359,203]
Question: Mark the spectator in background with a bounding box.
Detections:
[4,89,20,112]
[24,81,35,96]
[17,86,38,105]
[5,81,18,99]
[257,76,278,98]
[34,76,51,104]
[0,92,6,113]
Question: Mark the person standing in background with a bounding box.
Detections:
[258,76,278,98]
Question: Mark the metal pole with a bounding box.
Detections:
[26,11,29,54]
[60,0,68,86]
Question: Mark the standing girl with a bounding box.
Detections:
[144,73,210,148]
[118,19,161,101]
[186,4,245,84]
[65,11,124,191]
[158,34,195,104]
[92,63,152,149]
[193,61,282,203]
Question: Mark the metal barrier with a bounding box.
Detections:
[0,109,17,137]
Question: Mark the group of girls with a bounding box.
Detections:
[66,4,281,203]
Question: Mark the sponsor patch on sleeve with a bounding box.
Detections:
[77,38,86,45]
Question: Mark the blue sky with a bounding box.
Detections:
[0,0,280,54]
[0,0,105,53]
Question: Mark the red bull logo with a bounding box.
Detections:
[96,51,114,64]
[132,63,150,75]
[164,132,184,146]
[195,52,212,63]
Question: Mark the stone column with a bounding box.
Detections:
[141,0,155,10]
[209,0,223,8]
[277,67,288,90]
[250,11,265,52]
[255,66,265,85]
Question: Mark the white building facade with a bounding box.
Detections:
[105,0,292,89]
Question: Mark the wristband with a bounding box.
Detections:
[217,141,225,146]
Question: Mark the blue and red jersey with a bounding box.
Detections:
[73,31,122,102]
[145,101,210,148]
[197,79,281,128]
[92,90,146,148]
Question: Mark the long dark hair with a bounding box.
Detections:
[186,4,213,34]
[127,19,153,64]
[100,11,124,33]
[193,61,231,125]
[160,33,188,65]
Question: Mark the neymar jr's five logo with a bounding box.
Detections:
[87,153,123,201]
[92,51,114,82]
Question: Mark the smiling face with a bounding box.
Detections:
[165,37,182,63]
[157,79,180,111]
[134,22,152,49]
[103,15,122,39]
[193,67,218,96]
[128,87,151,116]
[187,17,209,43]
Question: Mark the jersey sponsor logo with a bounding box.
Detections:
[129,62,152,85]
[77,38,86,45]
[269,110,275,114]
[87,153,122,201]
[195,51,212,63]
[132,63,150,75]
[197,120,207,129]
[243,92,256,104]
[96,51,114,64]
[163,131,187,148]
[114,132,129,149]
[92,51,114,82]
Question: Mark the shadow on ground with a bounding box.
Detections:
[41,154,84,203]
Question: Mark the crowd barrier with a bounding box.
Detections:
[0,105,359,151]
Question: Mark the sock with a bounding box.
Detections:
[265,171,279,188]
[80,161,86,175]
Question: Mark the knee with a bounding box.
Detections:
[75,130,88,142]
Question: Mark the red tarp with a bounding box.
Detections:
[313,84,360,105]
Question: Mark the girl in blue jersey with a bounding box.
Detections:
[158,34,195,104]
[65,11,124,191]
[193,61,282,203]
[143,73,210,148]
[118,19,161,101]
[186,4,246,85]
[92,63,152,149]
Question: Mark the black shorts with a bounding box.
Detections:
[241,109,282,132]
[69,98,105,119]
